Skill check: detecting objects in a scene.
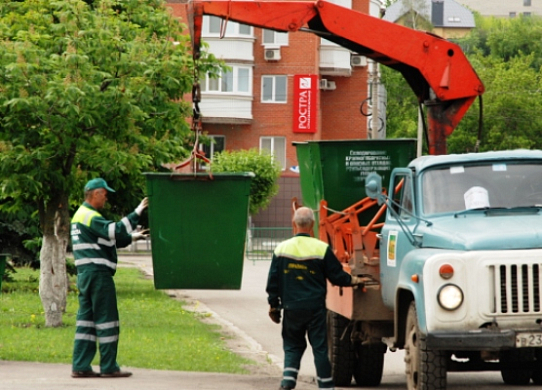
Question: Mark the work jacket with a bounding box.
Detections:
[71,202,140,275]
[266,233,352,310]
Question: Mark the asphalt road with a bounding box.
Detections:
[119,254,534,390]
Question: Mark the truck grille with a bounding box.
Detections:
[490,263,542,314]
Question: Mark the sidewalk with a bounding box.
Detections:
[0,360,315,390]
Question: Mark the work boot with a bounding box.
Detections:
[100,370,133,378]
[71,370,100,378]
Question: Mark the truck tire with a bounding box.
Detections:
[327,310,354,386]
[353,342,386,387]
[500,348,534,385]
[404,302,446,390]
[532,348,542,385]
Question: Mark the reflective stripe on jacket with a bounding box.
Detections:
[266,233,352,310]
[71,203,139,274]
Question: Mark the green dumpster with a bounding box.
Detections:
[145,172,254,290]
[294,139,417,235]
[0,254,8,293]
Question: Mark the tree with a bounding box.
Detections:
[380,65,419,140]
[0,0,220,326]
[211,149,282,216]
[449,15,542,152]
[399,0,433,32]
[449,53,542,153]
[461,15,542,70]
[382,12,542,154]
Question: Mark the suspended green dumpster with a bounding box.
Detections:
[294,139,417,235]
[0,254,8,293]
[144,172,254,290]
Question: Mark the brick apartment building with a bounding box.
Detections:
[167,0,384,227]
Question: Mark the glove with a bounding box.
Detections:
[269,307,281,324]
[131,229,149,242]
[135,197,149,215]
[350,276,365,288]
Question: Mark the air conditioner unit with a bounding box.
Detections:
[264,48,281,61]
[319,79,336,91]
[351,55,367,67]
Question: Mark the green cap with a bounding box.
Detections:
[84,178,115,193]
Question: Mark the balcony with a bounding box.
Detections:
[319,39,352,77]
[200,94,253,124]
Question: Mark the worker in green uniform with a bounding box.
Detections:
[266,207,364,390]
[70,178,148,378]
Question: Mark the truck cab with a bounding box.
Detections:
[373,149,542,388]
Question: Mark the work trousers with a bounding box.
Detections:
[72,269,120,374]
[281,307,335,390]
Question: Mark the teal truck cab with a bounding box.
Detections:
[362,149,542,389]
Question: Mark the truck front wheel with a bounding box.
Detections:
[533,348,542,385]
[500,348,534,385]
[327,310,354,386]
[404,302,446,390]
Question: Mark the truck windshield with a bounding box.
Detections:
[422,162,542,215]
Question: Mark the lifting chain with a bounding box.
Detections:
[175,57,212,176]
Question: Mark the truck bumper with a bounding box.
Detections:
[426,329,536,350]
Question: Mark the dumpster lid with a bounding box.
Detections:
[144,172,255,180]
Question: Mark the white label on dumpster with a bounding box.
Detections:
[345,150,392,181]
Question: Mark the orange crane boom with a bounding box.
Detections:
[187,0,484,155]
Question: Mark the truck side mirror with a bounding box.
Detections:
[365,172,384,205]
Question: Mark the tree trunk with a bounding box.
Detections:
[39,193,70,327]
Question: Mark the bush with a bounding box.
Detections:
[211,149,281,215]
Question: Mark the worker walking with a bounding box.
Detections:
[266,207,363,390]
[70,178,148,378]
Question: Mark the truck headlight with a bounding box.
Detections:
[437,284,464,311]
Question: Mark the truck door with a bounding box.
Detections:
[380,168,416,308]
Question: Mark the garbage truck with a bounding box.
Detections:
[187,1,542,388]
[295,141,542,389]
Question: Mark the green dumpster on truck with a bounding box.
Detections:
[145,172,253,290]
[294,139,417,236]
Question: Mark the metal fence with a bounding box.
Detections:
[246,227,291,261]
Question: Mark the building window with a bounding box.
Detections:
[201,65,252,95]
[524,12,532,17]
[204,16,252,37]
[261,75,287,103]
[201,135,225,161]
[260,137,286,170]
[524,0,531,6]
[509,12,517,18]
[262,29,289,46]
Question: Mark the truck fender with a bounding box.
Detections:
[392,252,428,349]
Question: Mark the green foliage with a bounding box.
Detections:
[0,267,252,373]
[461,15,542,70]
[449,53,542,153]
[211,149,281,215]
[449,16,542,153]
[383,13,542,154]
[380,65,419,140]
[0,0,223,258]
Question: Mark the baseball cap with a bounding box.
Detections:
[84,178,116,193]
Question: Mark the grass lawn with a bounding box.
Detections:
[0,266,252,373]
